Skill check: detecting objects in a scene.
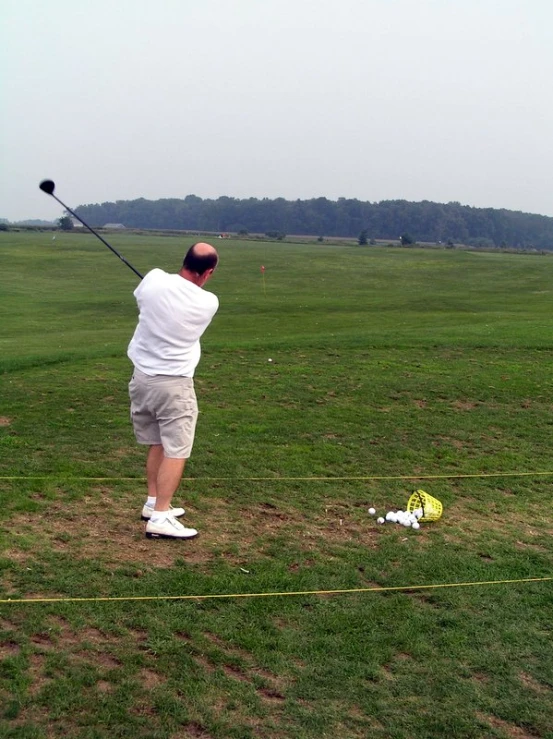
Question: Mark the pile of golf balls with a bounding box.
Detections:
[369,506,424,529]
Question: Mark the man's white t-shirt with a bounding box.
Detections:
[128,268,219,377]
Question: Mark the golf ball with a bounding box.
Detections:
[268,358,273,362]
[368,507,376,515]
[385,512,397,523]
[412,521,420,530]
[377,517,385,524]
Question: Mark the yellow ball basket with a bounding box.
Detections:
[407,489,443,522]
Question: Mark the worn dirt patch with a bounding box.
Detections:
[43,617,125,673]
[46,616,84,646]
[179,722,212,738]
[432,435,469,450]
[6,705,68,736]
[381,652,413,679]
[73,650,121,671]
[222,662,250,683]
[193,653,216,674]
[195,631,289,702]
[6,505,179,568]
[139,667,166,689]
[0,640,20,658]
[471,672,490,684]
[519,671,551,695]
[129,699,159,717]
[452,400,480,411]
[0,417,12,426]
[2,490,381,570]
[515,540,549,553]
[27,653,52,697]
[2,548,33,565]
[476,712,540,738]
[30,633,57,650]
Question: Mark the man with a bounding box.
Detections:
[127,242,219,539]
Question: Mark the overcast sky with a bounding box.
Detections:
[2,0,553,221]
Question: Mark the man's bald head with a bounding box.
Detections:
[182,242,219,276]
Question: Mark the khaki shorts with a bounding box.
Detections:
[129,369,198,459]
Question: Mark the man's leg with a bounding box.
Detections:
[154,456,186,511]
[142,445,186,519]
[146,444,165,497]
[145,453,197,539]
[144,377,198,538]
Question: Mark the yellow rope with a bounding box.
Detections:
[1,471,553,482]
[0,577,550,605]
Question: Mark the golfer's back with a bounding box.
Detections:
[128,268,219,377]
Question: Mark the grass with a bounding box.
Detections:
[0,231,552,737]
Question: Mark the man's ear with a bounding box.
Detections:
[198,269,213,286]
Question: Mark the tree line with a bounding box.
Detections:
[73,196,553,249]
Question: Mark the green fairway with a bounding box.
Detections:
[1,232,552,738]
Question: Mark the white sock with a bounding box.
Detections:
[150,511,167,523]
[146,497,156,507]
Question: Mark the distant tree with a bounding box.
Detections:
[71,196,553,250]
[317,236,324,242]
[0,223,9,232]
[400,232,415,245]
[58,216,73,231]
[358,229,368,245]
[237,228,249,236]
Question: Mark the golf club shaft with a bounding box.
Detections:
[51,193,143,280]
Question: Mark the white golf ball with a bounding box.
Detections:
[412,521,420,530]
[414,508,423,519]
[368,507,376,515]
[402,519,412,527]
[377,517,385,524]
[385,512,397,523]
[268,358,273,362]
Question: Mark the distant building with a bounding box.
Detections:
[103,223,126,229]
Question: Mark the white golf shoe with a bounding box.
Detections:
[145,515,198,540]
[141,504,185,521]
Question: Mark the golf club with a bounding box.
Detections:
[39,180,143,280]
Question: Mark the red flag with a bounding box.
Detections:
[261,265,265,273]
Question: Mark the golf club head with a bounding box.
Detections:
[39,179,56,195]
